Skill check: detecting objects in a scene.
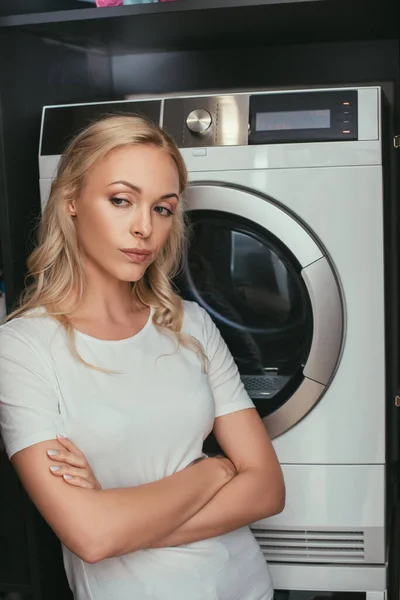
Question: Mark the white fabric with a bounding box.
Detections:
[0,301,273,600]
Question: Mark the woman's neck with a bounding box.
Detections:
[64,282,150,341]
[66,274,144,326]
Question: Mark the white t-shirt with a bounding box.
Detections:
[0,301,273,600]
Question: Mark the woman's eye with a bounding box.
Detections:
[110,197,130,207]
[154,206,173,217]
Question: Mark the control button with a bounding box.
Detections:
[343,130,351,134]
[186,109,212,135]
[192,148,207,157]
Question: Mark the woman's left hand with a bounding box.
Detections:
[47,435,102,490]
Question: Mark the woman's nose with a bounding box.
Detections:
[130,208,152,239]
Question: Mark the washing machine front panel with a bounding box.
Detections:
[187,167,385,464]
[177,184,343,439]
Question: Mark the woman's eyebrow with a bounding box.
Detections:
[159,193,179,201]
[108,181,179,202]
[108,180,141,193]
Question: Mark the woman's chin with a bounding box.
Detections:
[118,263,148,283]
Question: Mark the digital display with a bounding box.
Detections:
[255,109,331,132]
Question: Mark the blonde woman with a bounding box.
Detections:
[0,116,284,600]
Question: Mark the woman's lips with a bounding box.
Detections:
[120,250,152,264]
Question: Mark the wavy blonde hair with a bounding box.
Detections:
[7,114,204,368]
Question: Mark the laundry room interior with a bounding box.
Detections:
[0,1,400,600]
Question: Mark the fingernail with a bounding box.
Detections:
[56,433,67,439]
[63,474,73,480]
[47,450,58,456]
[49,466,61,472]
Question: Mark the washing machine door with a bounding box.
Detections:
[175,183,343,439]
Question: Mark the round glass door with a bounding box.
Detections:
[176,211,313,417]
[176,183,343,441]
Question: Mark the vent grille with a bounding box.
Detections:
[252,529,365,563]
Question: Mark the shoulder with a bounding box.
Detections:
[182,300,217,346]
[0,311,61,358]
[182,300,208,330]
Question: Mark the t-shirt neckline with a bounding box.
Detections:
[74,306,154,345]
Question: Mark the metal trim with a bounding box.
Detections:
[266,377,325,438]
[185,183,344,439]
[302,257,343,385]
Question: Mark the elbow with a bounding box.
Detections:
[75,531,142,564]
[68,534,105,565]
[77,533,121,564]
[260,480,286,518]
[270,485,286,516]
[266,468,286,517]
[78,544,104,565]
[65,527,111,564]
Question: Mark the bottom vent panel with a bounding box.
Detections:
[252,529,365,563]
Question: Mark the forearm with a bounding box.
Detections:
[35,456,232,563]
[87,458,234,561]
[151,466,285,548]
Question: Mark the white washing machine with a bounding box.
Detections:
[39,86,387,595]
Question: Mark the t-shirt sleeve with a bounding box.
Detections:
[198,305,255,418]
[0,326,64,459]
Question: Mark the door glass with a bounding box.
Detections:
[175,211,313,418]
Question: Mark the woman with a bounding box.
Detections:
[0,115,285,600]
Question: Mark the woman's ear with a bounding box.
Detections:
[67,199,77,217]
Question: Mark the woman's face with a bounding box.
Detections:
[68,144,180,283]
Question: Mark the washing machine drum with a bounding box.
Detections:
[174,184,343,440]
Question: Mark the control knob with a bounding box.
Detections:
[186,109,212,134]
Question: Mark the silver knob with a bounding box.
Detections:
[186,109,212,135]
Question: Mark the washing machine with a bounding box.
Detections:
[38,86,387,595]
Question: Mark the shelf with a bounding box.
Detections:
[0,0,397,54]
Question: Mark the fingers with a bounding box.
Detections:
[63,476,93,489]
[46,435,87,468]
[47,448,87,469]
[56,434,84,456]
[49,465,94,488]
[49,464,89,479]
[47,436,102,491]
